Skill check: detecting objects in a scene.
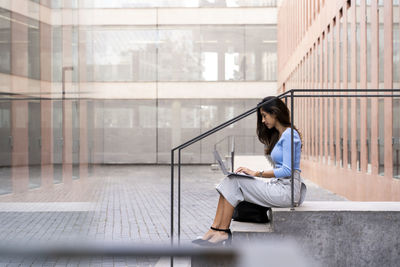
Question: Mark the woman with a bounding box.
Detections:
[193,96,307,246]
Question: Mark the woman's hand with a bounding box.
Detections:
[235,167,257,177]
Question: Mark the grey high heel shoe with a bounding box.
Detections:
[191,226,217,245]
[198,227,232,247]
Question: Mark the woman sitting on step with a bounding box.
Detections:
[192,96,307,246]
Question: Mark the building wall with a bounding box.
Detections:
[278,0,400,200]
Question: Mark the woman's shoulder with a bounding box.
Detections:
[282,127,299,136]
[282,128,301,141]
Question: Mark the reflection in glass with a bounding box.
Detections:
[28,18,40,80]
[245,26,277,81]
[52,26,62,82]
[72,101,80,180]
[366,0,371,84]
[0,8,11,74]
[356,98,361,171]
[347,4,351,83]
[347,99,352,168]
[394,98,400,178]
[378,98,384,175]
[53,101,63,184]
[87,27,158,82]
[158,27,201,81]
[78,0,277,8]
[0,101,11,195]
[29,101,41,188]
[378,3,384,86]
[201,52,218,81]
[83,25,276,82]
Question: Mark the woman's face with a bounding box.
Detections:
[260,109,276,129]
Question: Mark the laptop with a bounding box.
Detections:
[213,150,255,179]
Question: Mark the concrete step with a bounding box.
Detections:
[231,220,272,241]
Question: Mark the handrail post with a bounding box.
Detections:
[231,136,235,171]
[170,150,174,267]
[291,90,295,211]
[178,149,181,245]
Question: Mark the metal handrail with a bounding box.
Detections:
[170,88,400,248]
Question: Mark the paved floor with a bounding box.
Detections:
[0,164,346,266]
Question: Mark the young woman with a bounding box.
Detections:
[192,96,307,246]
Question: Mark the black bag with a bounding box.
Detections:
[232,201,270,223]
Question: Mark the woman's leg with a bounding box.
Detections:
[208,196,234,243]
[200,194,225,240]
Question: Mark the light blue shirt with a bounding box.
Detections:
[270,128,302,178]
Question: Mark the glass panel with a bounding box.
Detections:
[78,0,278,8]
[366,0,371,84]
[72,100,79,180]
[88,27,158,82]
[317,98,320,160]
[327,28,330,83]
[245,26,277,81]
[82,25,276,82]
[0,8,11,74]
[347,98,352,168]
[357,98,361,171]
[51,0,62,9]
[394,0,400,178]
[347,4,352,83]
[95,100,157,163]
[53,100,63,184]
[394,97,400,178]
[0,101,12,195]
[28,101,41,189]
[333,98,336,165]
[28,18,40,80]
[367,98,371,173]
[321,35,325,87]
[356,1,361,84]
[394,1,400,86]
[333,21,336,86]
[378,1,384,86]
[87,100,94,174]
[340,98,343,167]
[159,26,201,81]
[378,98,384,175]
[327,97,330,163]
[72,26,79,82]
[157,99,200,163]
[52,26,62,82]
[317,41,320,84]
[340,14,343,84]
[11,13,28,77]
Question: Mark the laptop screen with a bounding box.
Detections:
[213,150,229,175]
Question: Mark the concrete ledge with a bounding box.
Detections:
[271,201,400,267]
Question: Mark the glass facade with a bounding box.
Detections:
[1,19,277,83]
[0,8,11,74]
[30,0,278,8]
[0,2,277,196]
[82,25,276,82]
[69,0,277,8]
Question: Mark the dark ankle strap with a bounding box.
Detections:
[210,226,231,234]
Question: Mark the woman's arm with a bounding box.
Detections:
[256,170,275,178]
[234,167,275,178]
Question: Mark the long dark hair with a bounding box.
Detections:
[256,96,303,155]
